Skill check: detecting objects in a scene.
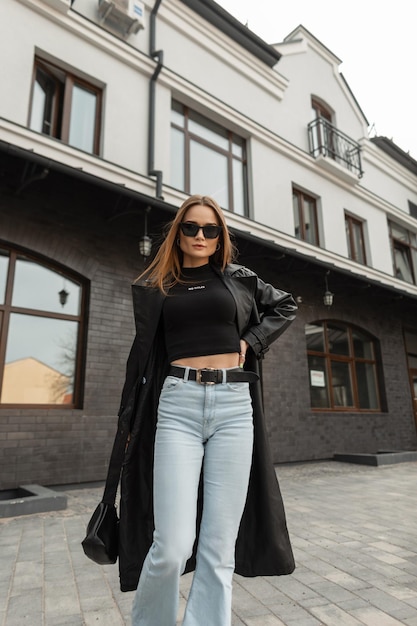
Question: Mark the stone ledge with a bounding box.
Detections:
[0,484,67,518]
[334,450,417,466]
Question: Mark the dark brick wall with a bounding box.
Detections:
[0,177,143,489]
[257,269,417,463]
[1,178,416,488]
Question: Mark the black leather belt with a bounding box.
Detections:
[169,366,259,385]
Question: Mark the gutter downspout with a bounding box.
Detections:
[148,0,164,199]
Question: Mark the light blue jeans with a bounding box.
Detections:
[131,371,254,626]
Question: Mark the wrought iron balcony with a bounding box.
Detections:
[308,118,363,179]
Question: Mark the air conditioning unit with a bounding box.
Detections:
[98,0,145,36]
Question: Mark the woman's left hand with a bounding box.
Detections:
[239,339,249,368]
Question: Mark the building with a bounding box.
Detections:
[1,0,416,489]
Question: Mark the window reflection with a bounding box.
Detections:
[189,112,228,150]
[231,138,243,158]
[305,323,325,352]
[356,362,378,409]
[389,221,417,285]
[0,248,85,406]
[352,330,373,359]
[0,250,8,304]
[170,127,185,190]
[190,142,228,209]
[293,188,319,246]
[327,323,349,355]
[303,198,317,245]
[12,256,81,315]
[170,100,248,215]
[331,361,353,406]
[305,321,381,411]
[171,100,184,127]
[30,72,55,135]
[29,57,101,155]
[308,354,330,408]
[1,314,77,404]
[393,244,414,283]
[69,84,97,153]
[351,221,366,264]
[232,159,245,216]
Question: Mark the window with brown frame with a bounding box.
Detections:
[0,246,87,407]
[311,98,335,159]
[345,213,367,264]
[170,100,248,215]
[305,321,381,411]
[29,58,102,155]
[292,188,320,245]
[311,98,332,123]
[409,200,417,219]
[388,220,417,284]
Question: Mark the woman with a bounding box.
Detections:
[116,195,297,625]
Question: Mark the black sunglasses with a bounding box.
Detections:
[179,222,222,239]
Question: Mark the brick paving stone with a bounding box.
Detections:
[0,460,416,625]
[350,606,408,625]
[243,615,286,625]
[309,602,365,625]
[354,586,417,620]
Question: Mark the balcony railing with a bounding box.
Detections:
[308,118,363,178]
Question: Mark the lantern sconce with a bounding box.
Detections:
[139,206,152,258]
[59,288,69,307]
[323,271,334,307]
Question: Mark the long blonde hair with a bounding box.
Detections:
[140,195,236,293]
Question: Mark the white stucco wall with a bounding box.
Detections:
[274,31,368,153]
[0,0,153,172]
[1,0,416,295]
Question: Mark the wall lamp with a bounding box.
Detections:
[58,288,69,307]
[139,207,152,258]
[323,271,334,307]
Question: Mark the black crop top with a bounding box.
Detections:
[163,264,241,362]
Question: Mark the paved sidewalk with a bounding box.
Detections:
[1,460,416,626]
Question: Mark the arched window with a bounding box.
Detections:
[310,97,335,159]
[305,321,381,411]
[311,98,333,123]
[0,246,87,407]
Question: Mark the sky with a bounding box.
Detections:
[217,0,416,161]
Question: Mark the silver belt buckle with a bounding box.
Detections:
[196,368,216,385]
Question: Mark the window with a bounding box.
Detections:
[293,188,319,245]
[29,58,102,155]
[170,101,248,215]
[0,247,87,406]
[305,321,381,411]
[345,213,367,264]
[308,97,363,178]
[388,221,417,284]
[312,99,333,123]
[409,201,417,220]
[310,98,335,158]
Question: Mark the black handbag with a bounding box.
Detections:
[82,501,119,564]
[81,423,130,565]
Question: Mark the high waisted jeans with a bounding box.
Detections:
[131,371,254,626]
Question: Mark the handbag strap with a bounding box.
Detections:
[102,378,140,505]
[102,424,129,505]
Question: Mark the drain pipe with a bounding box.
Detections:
[148,0,164,199]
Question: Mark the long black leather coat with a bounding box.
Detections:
[115,263,297,592]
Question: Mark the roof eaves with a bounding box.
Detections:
[371,136,417,175]
[284,24,342,64]
[3,141,417,303]
[178,0,281,67]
